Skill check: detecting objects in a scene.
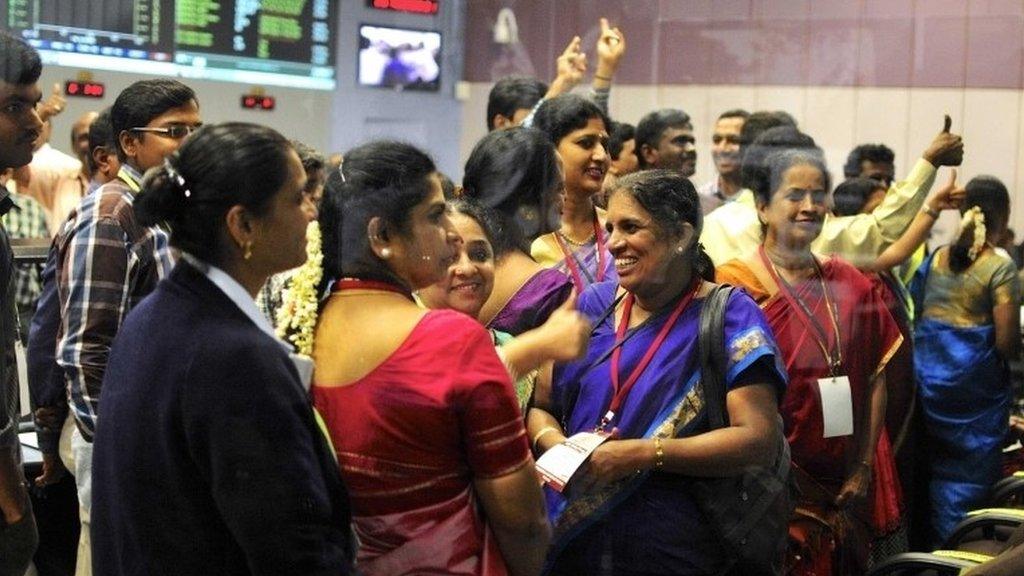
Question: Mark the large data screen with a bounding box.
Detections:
[2,0,337,90]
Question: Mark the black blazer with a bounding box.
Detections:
[92,260,353,576]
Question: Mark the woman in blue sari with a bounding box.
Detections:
[912,175,1021,547]
[528,170,788,575]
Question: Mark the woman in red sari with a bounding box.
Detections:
[311,141,550,576]
[717,146,904,575]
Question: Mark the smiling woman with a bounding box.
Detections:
[530,94,617,293]
[310,142,551,576]
[528,169,788,575]
[717,146,906,575]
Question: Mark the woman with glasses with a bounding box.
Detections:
[718,146,904,575]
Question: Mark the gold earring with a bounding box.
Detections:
[243,241,253,260]
[380,247,392,259]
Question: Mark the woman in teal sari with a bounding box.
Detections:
[911,175,1021,547]
[528,170,788,575]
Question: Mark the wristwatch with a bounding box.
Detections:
[921,204,940,219]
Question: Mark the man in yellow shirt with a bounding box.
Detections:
[701,116,963,269]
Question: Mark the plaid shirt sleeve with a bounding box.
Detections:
[57,214,133,441]
[2,196,49,311]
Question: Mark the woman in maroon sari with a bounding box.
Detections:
[717,147,904,575]
[311,141,550,575]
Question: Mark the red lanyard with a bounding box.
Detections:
[333,277,415,302]
[554,214,607,292]
[758,246,843,376]
[599,281,699,430]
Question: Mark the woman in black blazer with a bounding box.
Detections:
[90,123,354,575]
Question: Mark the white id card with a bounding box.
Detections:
[535,431,611,492]
[817,376,853,438]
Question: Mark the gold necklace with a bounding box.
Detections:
[556,229,594,247]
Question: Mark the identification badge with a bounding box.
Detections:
[535,431,611,492]
[817,375,853,438]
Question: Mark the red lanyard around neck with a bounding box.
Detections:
[554,214,607,292]
[599,281,699,431]
[333,277,415,302]
[758,245,843,376]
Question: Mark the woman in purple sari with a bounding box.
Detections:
[461,127,573,335]
[528,170,787,575]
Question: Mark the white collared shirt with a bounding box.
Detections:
[181,253,289,352]
[182,254,315,390]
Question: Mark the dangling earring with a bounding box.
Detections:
[380,247,392,259]
[243,241,253,260]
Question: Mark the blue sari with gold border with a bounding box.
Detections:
[911,247,1021,547]
[545,281,787,575]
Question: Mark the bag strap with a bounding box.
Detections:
[699,284,734,430]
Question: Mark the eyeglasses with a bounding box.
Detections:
[130,124,201,139]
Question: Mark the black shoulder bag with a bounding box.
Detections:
[689,284,794,576]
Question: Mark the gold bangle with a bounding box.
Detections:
[532,426,560,452]
[654,437,665,468]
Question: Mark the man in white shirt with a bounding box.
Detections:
[698,109,749,214]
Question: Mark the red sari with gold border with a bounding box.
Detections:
[312,308,532,576]
[718,254,904,575]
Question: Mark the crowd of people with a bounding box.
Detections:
[1,14,1022,576]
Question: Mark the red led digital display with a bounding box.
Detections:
[65,80,105,98]
[368,0,439,15]
[241,95,276,111]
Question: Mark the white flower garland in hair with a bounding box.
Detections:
[276,221,323,356]
[959,206,987,262]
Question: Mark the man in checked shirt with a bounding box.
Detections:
[52,79,200,576]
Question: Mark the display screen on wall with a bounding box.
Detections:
[358,24,440,92]
[1,0,337,90]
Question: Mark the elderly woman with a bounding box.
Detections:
[460,128,573,335]
[311,141,550,576]
[530,94,617,293]
[528,170,787,574]
[90,123,354,574]
[717,148,904,575]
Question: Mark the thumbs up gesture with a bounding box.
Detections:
[923,114,964,167]
[37,82,67,123]
[533,292,592,362]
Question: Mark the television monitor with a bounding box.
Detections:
[358,24,440,91]
[1,0,338,90]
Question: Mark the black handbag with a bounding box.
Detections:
[688,284,794,576]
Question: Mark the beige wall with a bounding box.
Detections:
[460,82,1024,241]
